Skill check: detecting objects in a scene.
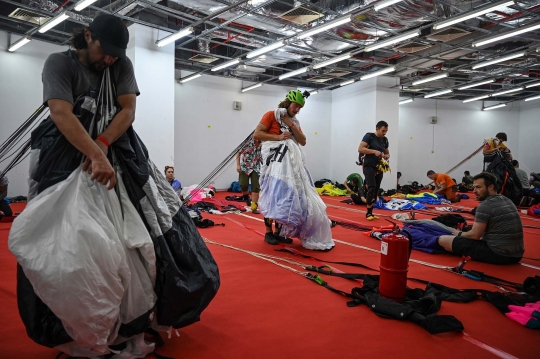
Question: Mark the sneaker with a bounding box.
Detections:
[274,232,293,244]
[366,214,379,221]
[245,197,252,207]
[251,202,260,214]
[264,233,279,245]
[518,196,528,207]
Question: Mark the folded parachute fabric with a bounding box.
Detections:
[316,183,349,196]
[403,222,451,254]
[375,198,428,211]
[406,192,443,205]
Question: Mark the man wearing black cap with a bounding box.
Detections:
[42,14,139,189]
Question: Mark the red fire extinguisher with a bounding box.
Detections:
[379,221,412,303]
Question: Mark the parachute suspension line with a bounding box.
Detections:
[445,145,484,175]
[0,105,49,183]
[182,130,255,205]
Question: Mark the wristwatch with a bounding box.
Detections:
[457,231,462,237]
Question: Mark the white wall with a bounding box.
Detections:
[174,73,332,189]
[127,24,175,174]
[330,79,376,184]
[398,99,522,186]
[330,76,399,190]
[517,100,540,174]
[0,32,67,197]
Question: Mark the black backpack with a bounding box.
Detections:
[400,185,416,195]
[432,214,467,229]
[357,133,388,166]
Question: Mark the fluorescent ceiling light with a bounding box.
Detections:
[312,53,352,69]
[8,36,31,52]
[525,82,540,88]
[211,59,240,72]
[491,87,523,96]
[179,73,201,83]
[38,12,69,33]
[278,67,309,80]
[310,90,319,95]
[433,0,515,30]
[246,41,285,59]
[457,78,495,90]
[374,0,404,11]
[157,27,193,47]
[525,94,540,102]
[297,15,351,40]
[360,66,396,80]
[463,94,490,103]
[339,79,355,87]
[399,98,413,105]
[473,22,540,47]
[424,89,453,98]
[483,103,507,111]
[365,30,420,52]
[242,83,263,92]
[412,72,448,86]
[472,51,526,69]
[74,0,98,11]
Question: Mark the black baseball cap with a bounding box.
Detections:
[88,14,129,60]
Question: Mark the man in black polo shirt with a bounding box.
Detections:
[438,172,524,264]
[358,121,390,220]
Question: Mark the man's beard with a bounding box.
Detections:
[86,52,108,71]
[476,190,488,201]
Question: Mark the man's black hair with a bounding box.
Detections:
[495,132,508,141]
[473,172,498,189]
[70,27,98,50]
[511,160,519,167]
[376,121,388,129]
[351,177,359,184]
[464,171,470,175]
[427,170,436,176]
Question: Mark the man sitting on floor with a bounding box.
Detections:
[438,172,524,265]
[344,173,367,205]
[427,170,459,202]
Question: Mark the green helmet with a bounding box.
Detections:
[286,90,305,107]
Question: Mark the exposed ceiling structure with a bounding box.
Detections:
[1,0,540,106]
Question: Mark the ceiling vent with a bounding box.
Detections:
[8,8,51,25]
[427,27,470,42]
[188,54,220,64]
[393,41,433,54]
[326,69,351,77]
[279,6,323,25]
[308,75,334,83]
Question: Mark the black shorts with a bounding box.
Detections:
[452,237,521,265]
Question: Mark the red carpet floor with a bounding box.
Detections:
[1,194,539,359]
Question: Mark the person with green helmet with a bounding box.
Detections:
[254,90,307,245]
[253,90,334,251]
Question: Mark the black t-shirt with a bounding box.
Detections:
[361,132,388,167]
[462,175,474,185]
